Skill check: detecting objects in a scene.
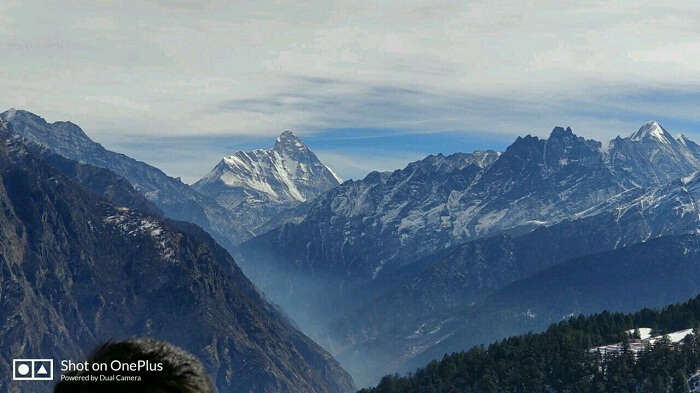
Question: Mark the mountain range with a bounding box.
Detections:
[5,107,700,390]
[0,109,340,248]
[0,109,251,249]
[331,173,700,382]
[0,118,354,393]
[237,121,700,386]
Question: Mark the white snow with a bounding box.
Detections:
[271,150,305,201]
[630,121,672,145]
[326,165,343,184]
[398,212,425,234]
[625,327,653,340]
[371,259,387,279]
[682,171,699,185]
[475,209,507,234]
[220,171,279,197]
[104,209,175,260]
[649,328,694,345]
[592,328,696,357]
[196,131,341,204]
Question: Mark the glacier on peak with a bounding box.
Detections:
[630,120,673,144]
[605,120,700,188]
[193,130,341,233]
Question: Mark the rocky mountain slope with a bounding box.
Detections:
[193,130,341,232]
[407,233,700,376]
[238,125,699,310]
[0,109,250,248]
[238,122,700,386]
[329,170,700,384]
[607,121,700,187]
[237,150,502,330]
[0,120,354,393]
[239,128,624,286]
[24,141,163,217]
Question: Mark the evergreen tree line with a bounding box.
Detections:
[359,295,700,393]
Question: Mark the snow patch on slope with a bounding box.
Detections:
[104,207,175,260]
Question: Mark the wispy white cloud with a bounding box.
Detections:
[3,0,700,180]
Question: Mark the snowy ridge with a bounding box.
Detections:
[622,171,699,222]
[219,149,305,202]
[196,130,340,203]
[607,121,700,188]
[193,130,341,232]
[630,121,673,144]
[326,166,343,184]
[242,122,700,287]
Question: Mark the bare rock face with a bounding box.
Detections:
[0,122,355,393]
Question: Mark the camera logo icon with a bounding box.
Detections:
[12,359,53,381]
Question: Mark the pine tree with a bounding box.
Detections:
[672,370,689,393]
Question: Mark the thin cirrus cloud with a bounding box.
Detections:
[3,1,700,180]
[215,75,700,140]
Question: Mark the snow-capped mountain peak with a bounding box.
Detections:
[630,121,674,144]
[204,130,339,204]
[605,121,700,188]
[193,130,342,231]
[274,130,309,154]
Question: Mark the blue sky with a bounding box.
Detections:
[3,1,700,181]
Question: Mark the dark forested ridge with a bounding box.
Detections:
[359,295,700,393]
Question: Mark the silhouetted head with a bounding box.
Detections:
[54,338,215,393]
